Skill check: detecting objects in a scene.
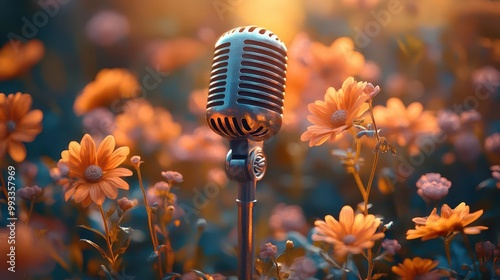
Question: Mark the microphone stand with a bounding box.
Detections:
[226,139,266,280]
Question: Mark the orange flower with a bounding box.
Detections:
[392,257,445,280]
[312,205,384,257]
[407,203,488,241]
[310,37,365,86]
[373,98,438,155]
[0,93,43,162]
[113,99,181,150]
[60,134,132,206]
[73,68,140,115]
[0,39,45,80]
[301,77,379,147]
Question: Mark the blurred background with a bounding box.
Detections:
[1,0,500,279]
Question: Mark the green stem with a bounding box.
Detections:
[354,137,362,162]
[25,198,34,225]
[461,231,478,276]
[99,205,115,269]
[365,104,381,216]
[366,248,374,280]
[352,171,367,206]
[364,151,379,215]
[0,167,8,200]
[368,102,380,141]
[136,166,163,278]
[444,233,456,268]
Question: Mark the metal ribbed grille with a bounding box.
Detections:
[237,39,286,115]
[208,116,269,138]
[207,42,230,108]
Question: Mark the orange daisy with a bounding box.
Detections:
[113,99,181,150]
[392,257,445,280]
[312,205,384,257]
[373,97,438,155]
[301,77,380,147]
[0,39,45,81]
[0,93,43,162]
[73,68,140,116]
[310,37,365,86]
[60,134,132,206]
[407,203,488,241]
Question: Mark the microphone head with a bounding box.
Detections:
[206,26,287,141]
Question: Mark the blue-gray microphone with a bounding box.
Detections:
[206,26,287,141]
[205,26,287,279]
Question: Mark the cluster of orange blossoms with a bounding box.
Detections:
[0,40,45,81]
[391,257,445,280]
[373,98,438,155]
[73,68,140,115]
[113,98,181,150]
[0,93,43,162]
[407,202,488,241]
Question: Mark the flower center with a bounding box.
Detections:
[84,165,103,183]
[343,234,356,245]
[331,110,347,127]
[7,121,16,133]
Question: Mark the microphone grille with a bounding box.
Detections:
[237,38,287,115]
[206,42,231,109]
[206,26,287,141]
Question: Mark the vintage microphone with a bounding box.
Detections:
[205,26,287,279]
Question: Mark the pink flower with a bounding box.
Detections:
[17,185,42,200]
[437,110,460,135]
[85,10,129,47]
[485,133,500,156]
[289,257,317,279]
[161,171,183,184]
[381,239,402,255]
[117,197,138,212]
[460,110,481,126]
[258,242,277,259]
[475,241,496,262]
[416,173,452,202]
[82,108,115,144]
[130,155,142,167]
[454,132,481,162]
[269,203,307,239]
[472,66,500,89]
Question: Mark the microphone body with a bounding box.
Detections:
[206,26,287,280]
[206,26,287,141]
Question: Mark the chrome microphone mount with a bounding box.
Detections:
[225,139,266,280]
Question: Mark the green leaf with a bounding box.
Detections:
[477,178,497,190]
[80,239,111,263]
[119,226,134,234]
[255,257,279,279]
[101,265,113,280]
[77,225,106,240]
[318,250,342,269]
[276,246,305,267]
[109,226,120,243]
[106,205,116,218]
[114,236,132,258]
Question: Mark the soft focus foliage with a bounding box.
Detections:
[1,0,500,279]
